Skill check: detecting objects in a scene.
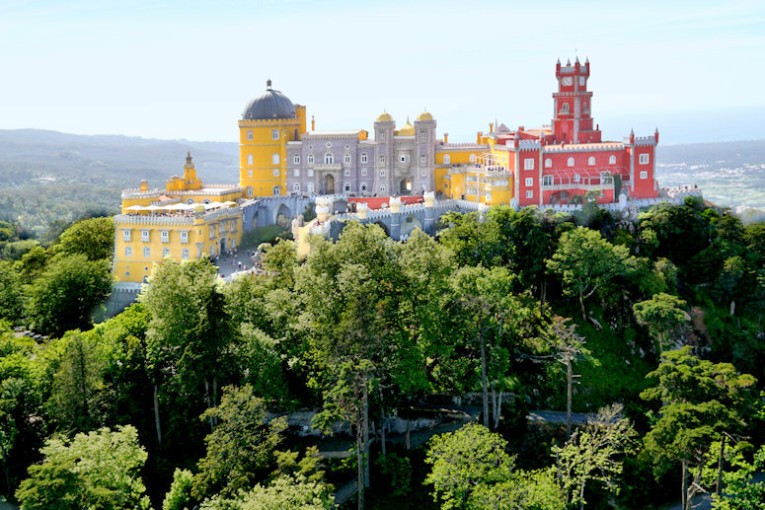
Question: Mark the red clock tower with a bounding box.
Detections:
[552,57,602,144]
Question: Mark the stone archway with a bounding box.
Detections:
[324,174,335,195]
[276,204,292,228]
[400,178,412,195]
[372,221,390,236]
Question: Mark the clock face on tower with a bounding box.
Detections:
[562,76,573,86]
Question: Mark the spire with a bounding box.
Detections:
[266,78,272,89]
[185,150,192,165]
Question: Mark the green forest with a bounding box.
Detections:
[2,197,765,510]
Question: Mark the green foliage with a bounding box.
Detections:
[376,453,412,498]
[424,423,514,509]
[163,468,195,510]
[15,425,150,510]
[468,468,564,510]
[0,261,24,323]
[55,217,114,261]
[261,239,298,289]
[240,225,292,250]
[199,473,336,510]
[193,384,287,500]
[633,292,691,351]
[437,211,502,267]
[26,254,113,336]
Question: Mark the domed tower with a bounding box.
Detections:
[238,80,306,197]
[374,112,395,195]
[414,111,436,193]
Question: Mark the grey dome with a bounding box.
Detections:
[242,80,296,121]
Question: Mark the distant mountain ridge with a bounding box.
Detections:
[0,129,763,236]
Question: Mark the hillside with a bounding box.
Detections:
[1,129,763,236]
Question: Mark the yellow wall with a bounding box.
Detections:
[238,110,307,197]
[113,209,242,283]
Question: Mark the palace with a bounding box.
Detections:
[113,58,660,282]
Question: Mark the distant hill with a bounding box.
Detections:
[0,129,763,237]
[0,129,239,237]
[656,139,765,210]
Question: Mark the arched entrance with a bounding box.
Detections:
[324,174,335,194]
[400,178,412,195]
[220,238,227,254]
[276,204,292,228]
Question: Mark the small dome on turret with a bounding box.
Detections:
[416,111,433,122]
[396,120,415,136]
[242,79,296,121]
[376,112,394,122]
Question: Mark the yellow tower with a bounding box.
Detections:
[238,80,306,197]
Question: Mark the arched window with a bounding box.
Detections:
[545,158,552,168]
[608,155,616,165]
[361,152,368,163]
[344,153,351,164]
[344,182,351,192]
[567,157,575,167]
[293,154,300,164]
[324,153,334,164]
[293,183,300,192]
[361,183,368,192]
[307,154,314,165]
[469,154,476,163]
[272,154,280,165]
[588,156,596,166]
[246,187,253,197]
[272,186,280,196]
[247,154,253,165]
[560,103,570,114]
[444,154,451,164]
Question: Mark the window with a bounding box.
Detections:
[380,185,386,192]
[588,156,596,166]
[247,130,253,140]
[209,227,215,239]
[379,132,386,142]
[163,248,170,258]
[361,183,368,192]
[272,129,279,140]
[545,158,552,168]
[639,153,650,165]
[186,199,194,205]
[161,230,169,243]
[524,158,535,170]
[122,230,131,241]
[361,168,367,176]
[609,155,616,165]
[560,103,570,114]
[574,173,581,183]
[640,170,648,179]
[307,154,314,164]
[293,183,300,192]
[419,130,427,142]
[273,169,279,177]
[182,248,189,260]
[293,168,300,177]
[399,154,407,163]
[307,169,314,177]
[180,231,189,243]
[526,190,533,198]
[344,182,351,192]
[141,230,149,242]
[143,247,151,258]
[525,177,534,187]
[444,154,451,164]
[567,157,575,167]
[543,175,553,186]
[246,186,253,197]
[293,154,300,164]
[248,169,253,178]
[469,154,476,163]
[344,169,351,177]
[324,153,334,164]
[307,182,314,193]
[125,246,132,257]
[420,155,426,166]
[272,154,280,165]
[379,155,386,164]
[344,154,351,164]
[272,186,280,196]
[247,154,253,165]
[361,153,368,163]
[379,169,385,177]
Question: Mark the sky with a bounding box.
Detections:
[1,0,764,145]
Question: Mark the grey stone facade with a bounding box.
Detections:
[285,114,436,197]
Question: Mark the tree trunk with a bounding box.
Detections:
[480,333,489,428]
[356,416,365,510]
[579,294,587,321]
[405,420,411,450]
[494,390,503,429]
[579,479,587,510]
[717,435,726,497]
[362,379,370,489]
[379,388,386,457]
[681,460,688,510]
[566,356,573,440]
[153,384,162,445]
[204,379,214,432]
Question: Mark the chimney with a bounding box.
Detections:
[477,131,483,144]
[311,115,315,132]
[444,132,449,143]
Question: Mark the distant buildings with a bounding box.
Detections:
[113,58,660,282]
